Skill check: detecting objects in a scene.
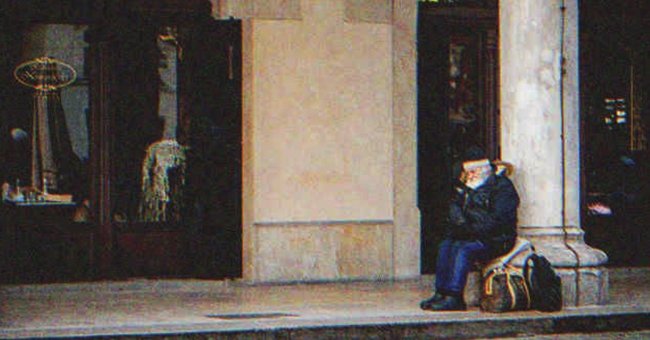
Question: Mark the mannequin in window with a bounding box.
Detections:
[138,137,188,222]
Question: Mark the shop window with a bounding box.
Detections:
[2,24,89,214]
[0,1,242,282]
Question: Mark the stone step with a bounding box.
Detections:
[174,311,649,340]
[1,267,648,339]
[7,308,648,339]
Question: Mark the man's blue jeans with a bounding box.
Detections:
[434,238,492,295]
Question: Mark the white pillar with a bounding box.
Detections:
[500,0,608,306]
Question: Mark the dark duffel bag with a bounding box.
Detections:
[480,265,531,313]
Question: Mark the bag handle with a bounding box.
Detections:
[494,238,533,268]
[523,252,537,284]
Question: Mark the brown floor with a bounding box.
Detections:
[0,267,648,339]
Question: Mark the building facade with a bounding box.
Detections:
[210,0,607,306]
[0,0,622,308]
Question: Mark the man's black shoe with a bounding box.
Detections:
[423,295,467,311]
[419,292,444,310]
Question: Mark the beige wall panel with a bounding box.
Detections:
[335,223,392,278]
[215,0,254,19]
[253,223,392,282]
[345,0,392,24]
[215,0,300,19]
[254,0,302,20]
[254,224,338,281]
[252,0,393,222]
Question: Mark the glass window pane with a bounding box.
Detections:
[1,24,90,223]
[111,25,186,224]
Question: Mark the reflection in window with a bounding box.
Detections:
[448,34,481,161]
[137,30,187,223]
[111,24,187,223]
[603,98,627,127]
[1,24,89,220]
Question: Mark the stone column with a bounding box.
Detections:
[500,0,608,306]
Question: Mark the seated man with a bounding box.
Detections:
[421,147,520,311]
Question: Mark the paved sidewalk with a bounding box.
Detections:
[0,267,648,339]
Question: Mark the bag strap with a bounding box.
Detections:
[495,239,533,267]
[484,270,498,295]
[523,251,538,284]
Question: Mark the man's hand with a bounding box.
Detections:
[451,185,466,204]
[449,204,466,226]
[448,223,472,240]
[465,206,489,225]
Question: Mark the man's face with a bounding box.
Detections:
[465,167,484,182]
[461,159,491,187]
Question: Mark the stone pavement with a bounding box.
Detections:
[0,267,648,339]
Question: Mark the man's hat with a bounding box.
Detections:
[461,146,490,171]
[463,145,487,162]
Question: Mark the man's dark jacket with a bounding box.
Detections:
[447,173,520,257]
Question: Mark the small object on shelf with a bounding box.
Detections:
[11,180,25,202]
[2,180,74,205]
[2,182,11,201]
[42,193,73,203]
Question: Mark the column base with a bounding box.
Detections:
[515,226,609,307]
[555,267,609,306]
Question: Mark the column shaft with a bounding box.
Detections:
[499,0,607,306]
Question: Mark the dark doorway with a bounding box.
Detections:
[105,16,243,280]
[417,1,498,273]
[179,19,243,279]
[580,0,650,267]
[89,9,243,280]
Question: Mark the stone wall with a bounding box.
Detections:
[213,0,418,282]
